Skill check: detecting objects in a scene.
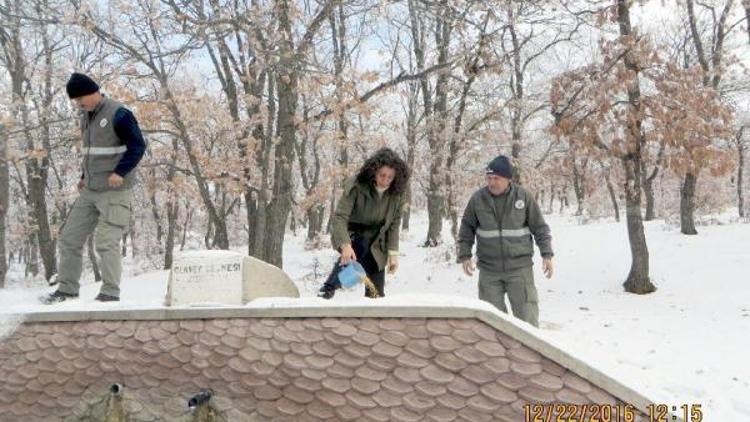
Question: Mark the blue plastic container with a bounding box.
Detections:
[338,261,366,289]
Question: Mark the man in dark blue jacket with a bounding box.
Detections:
[42,73,146,304]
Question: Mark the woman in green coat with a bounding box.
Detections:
[318,147,410,299]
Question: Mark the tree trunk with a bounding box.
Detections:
[251,73,275,259]
[158,80,230,250]
[160,137,179,268]
[643,176,656,221]
[262,0,338,266]
[244,72,268,258]
[307,206,325,241]
[558,184,568,214]
[4,5,57,283]
[448,193,459,240]
[548,182,555,214]
[25,237,39,278]
[150,181,164,253]
[408,0,450,247]
[331,4,350,174]
[572,162,585,216]
[13,79,55,282]
[204,219,213,249]
[246,191,257,253]
[401,187,412,231]
[618,0,655,294]
[680,171,699,234]
[642,140,665,222]
[622,157,654,293]
[425,3,451,247]
[295,96,324,242]
[0,124,8,288]
[604,170,620,222]
[37,10,57,282]
[263,0,299,268]
[737,139,745,218]
[682,0,731,230]
[508,3,525,183]
[446,80,466,239]
[424,169,445,247]
[131,222,137,259]
[211,218,230,250]
[24,150,55,283]
[402,83,418,232]
[88,236,102,282]
[0,2,55,283]
[164,201,178,270]
[425,2,451,247]
[290,210,298,235]
[199,0,270,259]
[445,18,487,239]
[326,185,336,234]
[180,201,192,251]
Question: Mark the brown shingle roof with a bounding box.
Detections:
[0,314,649,421]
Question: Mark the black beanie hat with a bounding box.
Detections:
[485,155,513,179]
[66,73,99,98]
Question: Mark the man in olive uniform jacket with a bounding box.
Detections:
[42,73,146,304]
[457,155,554,327]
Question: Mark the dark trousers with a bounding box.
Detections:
[323,233,385,297]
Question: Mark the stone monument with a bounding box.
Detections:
[165,250,300,306]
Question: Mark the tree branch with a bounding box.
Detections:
[311,61,453,121]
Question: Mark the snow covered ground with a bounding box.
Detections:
[1,211,748,420]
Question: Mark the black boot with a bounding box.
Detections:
[40,290,78,305]
[94,293,120,302]
[317,283,336,299]
[319,257,345,300]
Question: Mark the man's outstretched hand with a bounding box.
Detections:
[542,257,554,279]
[462,258,475,277]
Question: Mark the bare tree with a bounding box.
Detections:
[610,0,654,293]
[0,0,57,281]
[163,0,275,258]
[571,156,588,216]
[263,0,340,267]
[0,124,8,287]
[402,79,419,232]
[68,0,236,249]
[497,0,582,183]
[407,0,456,247]
[736,124,749,217]
[682,0,743,233]
[641,139,666,221]
[602,162,620,222]
[552,1,659,294]
[295,96,325,241]
[445,11,496,238]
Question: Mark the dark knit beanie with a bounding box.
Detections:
[485,155,513,179]
[66,73,99,98]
